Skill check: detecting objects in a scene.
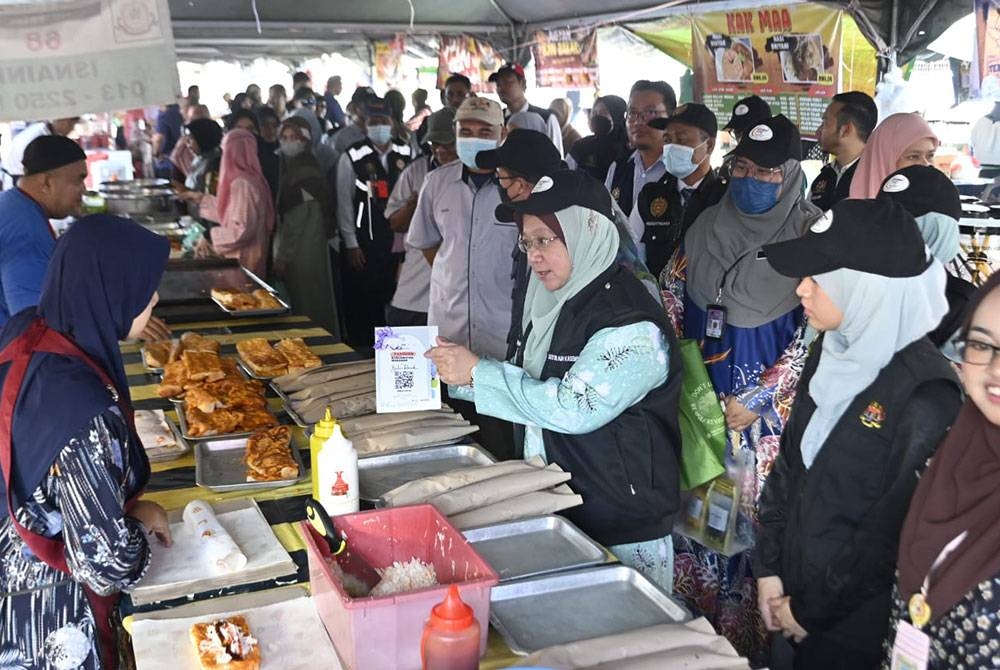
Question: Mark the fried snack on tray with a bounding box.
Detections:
[236,338,288,378]
[244,426,298,481]
[185,385,225,414]
[274,338,321,374]
[251,289,282,310]
[181,331,222,354]
[211,288,258,311]
[183,350,226,382]
[190,615,260,670]
[143,340,173,369]
[185,407,243,437]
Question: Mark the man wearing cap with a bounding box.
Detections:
[2,117,79,190]
[723,95,772,144]
[407,97,517,460]
[331,87,377,160]
[490,63,563,156]
[604,80,677,255]
[383,108,459,327]
[810,91,877,211]
[336,96,414,346]
[637,103,727,277]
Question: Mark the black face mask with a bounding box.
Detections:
[497,182,516,205]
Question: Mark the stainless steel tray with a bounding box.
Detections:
[462,515,607,582]
[489,565,691,654]
[359,444,496,503]
[195,437,305,492]
[212,268,290,317]
[175,404,278,442]
[140,416,190,463]
[273,385,310,427]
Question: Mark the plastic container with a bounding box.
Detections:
[316,423,358,517]
[421,584,481,670]
[300,504,498,670]
[310,408,337,500]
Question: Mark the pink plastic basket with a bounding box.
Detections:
[301,504,498,670]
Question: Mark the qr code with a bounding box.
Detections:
[394,370,414,391]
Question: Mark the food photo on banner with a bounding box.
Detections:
[436,35,502,94]
[976,0,1000,98]
[530,29,600,89]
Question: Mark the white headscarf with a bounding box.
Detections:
[801,259,949,468]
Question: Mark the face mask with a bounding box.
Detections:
[367,124,393,146]
[279,140,306,158]
[729,176,780,215]
[497,182,516,205]
[661,140,708,179]
[456,137,498,169]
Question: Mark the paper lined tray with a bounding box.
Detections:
[359,444,495,504]
[195,437,305,492]
[130,499,296,606]
[131,588,343,669]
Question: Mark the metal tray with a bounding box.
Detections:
[489,564,690,654]
[141,417,190,463]
[237,357,281,381]
[273,385,310,427]
[211,267,290,317]
[462,515,607,582]
[195,437,305,492]
[359,444,496,503]
[175,404,278,442]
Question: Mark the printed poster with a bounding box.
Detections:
[0,0,180,121]
[436,35,502,93]
[374,326,442,414]
[691,5,842,139]
[531,29,599,89]
[975,0,1000,99]
[374,34,406,88]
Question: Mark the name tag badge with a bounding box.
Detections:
[889,621,930,670]
[705,304,727,340]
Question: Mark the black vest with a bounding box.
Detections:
[347,138,412,254]
[608,155,636,216]
[517,265,683,546]
[808,160,857,211]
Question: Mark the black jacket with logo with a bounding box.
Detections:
[515,264,683,546]
[755,336,961,653]
[346,138,412,256]
[808,160,857,212]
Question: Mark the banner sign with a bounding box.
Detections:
[436,35,502,93]
[691,5,842,138]
[531,29,599,89]
[374,34,406,87]
[975,0,1000,99]
[0,0,180,122]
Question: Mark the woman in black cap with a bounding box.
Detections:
[754,198,962,669]
[426,170,682,593]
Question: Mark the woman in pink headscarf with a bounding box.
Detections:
[182,128,275,276]
[849,112,939,199]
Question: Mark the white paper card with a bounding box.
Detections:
[890,621,930,670]
[374,326,441,413]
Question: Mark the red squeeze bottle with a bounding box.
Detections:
[420,584,481,670]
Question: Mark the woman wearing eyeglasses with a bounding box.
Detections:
[886,271,1000,670]
[754,198,962,670]
[426,170,682,593]
[660,114,820,662]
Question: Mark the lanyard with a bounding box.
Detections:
[908,531,967,629]
[716,250,755,305]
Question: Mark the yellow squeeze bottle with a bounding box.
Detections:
[310,408,337,499]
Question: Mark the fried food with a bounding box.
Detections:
[183,350,226,383]
[185,407,243,437]
[143,340,173,369]
[244,426,298,481]
[189,615,260,670]
[236,338,288,378]
[251,289,282,310]
[274,338,322,374]
[180,331,221,354]
[211,288,259,311]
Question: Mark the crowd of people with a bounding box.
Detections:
[0,60,997,670]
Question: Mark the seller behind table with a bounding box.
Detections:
[426,170,682,594]
[0,135,86,327]
[1,117,79,190]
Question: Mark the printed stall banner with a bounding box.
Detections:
[0,0,180,121]
[691,5,842,139]
[975,0,1000,99]
[531,29,600,89]
[437,35,503,94]
[374,34,406,88]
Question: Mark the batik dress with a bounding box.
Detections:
[451,321,676,592]
[0,408,151,670]
[661,250,811,663]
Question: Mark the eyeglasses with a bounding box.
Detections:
[956,338,1000,366]
[517,235,561,253]
[626,108,668,123]
[731,159,783,181]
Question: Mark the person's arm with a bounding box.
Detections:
[330,99,346,128]
[787,381,962,634]
[0,224,51,316]
[336,153,359,250]
[468,322,669,433]
[406,178,442,257]
[385,163,419,233]
[546,113,565,156]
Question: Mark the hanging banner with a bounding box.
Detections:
[975,0,1000,99]
[436,35,502,93]
[374,34,406,88]
[0,0,180,122]
[531,29,599,89]
[691,5,842,138]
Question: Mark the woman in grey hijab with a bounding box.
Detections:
[661,115,820,664]
[507,111,549,136]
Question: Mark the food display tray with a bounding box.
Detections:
[139,327,232,373]
[144,418,190,463]
[489,564,690,654]
[462,515,607,582]
[176,405,278,442]
[273,385,309,427]
[195,437,305,492]
[359,444,495,504]
[211,267,290,317]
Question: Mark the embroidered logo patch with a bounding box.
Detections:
[860,401,886,429]
[650,196,669,218]
[611,186,621,201]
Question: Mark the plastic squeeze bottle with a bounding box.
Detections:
[316,422,359,516]
[310,408,337,500]
[420,584,481,670]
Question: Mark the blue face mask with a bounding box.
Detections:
[456,137,498,169]
[660,139,707,179]
[366,124,393,146]
[729,177,781,215]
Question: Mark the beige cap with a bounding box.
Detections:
[455,97,503,127]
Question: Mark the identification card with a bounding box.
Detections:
[374,326,441,414]
[889,621,930,670]
[705,304,727,340]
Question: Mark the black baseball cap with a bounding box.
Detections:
[876,165,962,221]
[764,199,932,279]
[495,169,613,223]
[362,97,392,119]
[728,114,801,168]
[724,95,772,133]
[648,103,718,137]
[488,63,526,83]
[22,135,86,175]
[476,129,563,182]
